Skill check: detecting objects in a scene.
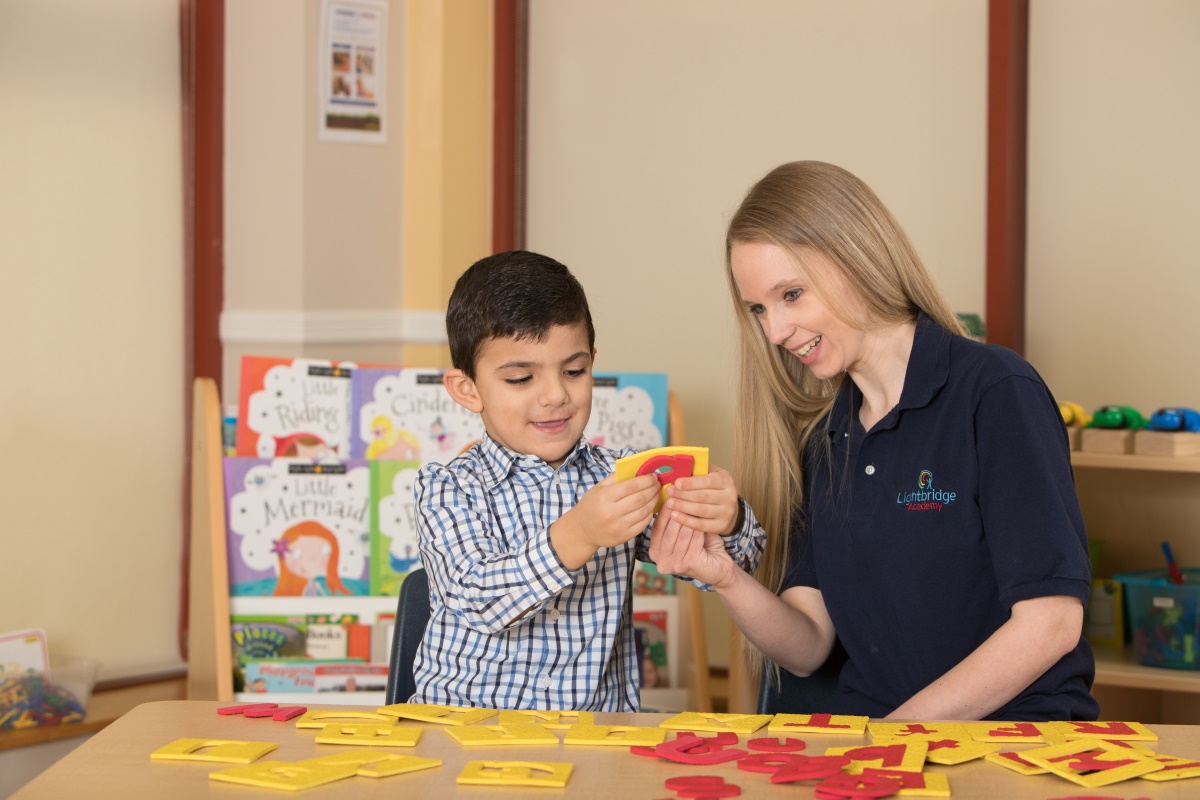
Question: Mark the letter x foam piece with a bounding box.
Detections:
[1019,737,1165,787]
[150,738,278,764]
[376,702,497,726]
[660,712,772,735]
[456,760,573,788]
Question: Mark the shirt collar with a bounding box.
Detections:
[826,313,952,436]
[475,432,597,490]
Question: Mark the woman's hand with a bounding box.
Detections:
[665,465,741,535]
[649,504,738,589]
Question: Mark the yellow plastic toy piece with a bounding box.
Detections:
[209,761,357,790]
[313,723,422,747]
[984,750,1050,775]
[961,721,1053,743]
[1020,738,1164,788]
[825,741,929,774]
[303,748,443,778]
[1140,754,1200,781]
[768,712,868,736]
[1059,401,1093,428]
[457,760,573,788]
[614,446,709,512]
[293,709,395,729]
[377,703,497,726]
[562,724,668,746]
[497,709,595,730]
[660,712,770,734]
[1048,719,1159,742]
[150,738,278,764]
[444,724,560,746]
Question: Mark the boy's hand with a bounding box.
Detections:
[550,473,660,569]
[664,465,741,535]
[649,510,737,589]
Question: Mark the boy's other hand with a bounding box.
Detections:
[550,473,660,569]
[649,510,736,589]
[664,465,741,535]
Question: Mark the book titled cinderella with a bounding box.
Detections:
[224,457,371,596]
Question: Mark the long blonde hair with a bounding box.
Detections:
[725,161,963,674]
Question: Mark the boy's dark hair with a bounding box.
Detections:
[446,250,596,379]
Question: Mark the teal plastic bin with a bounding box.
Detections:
[1115,568,1200,670]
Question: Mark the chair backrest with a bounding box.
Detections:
[756,638,849,715]
[383,568,431,704]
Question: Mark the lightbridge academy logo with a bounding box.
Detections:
[896,470,957,512]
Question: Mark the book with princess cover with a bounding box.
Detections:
[369,459,423,595]
[224,457,371,597]
[585,372,669,451]
[235,355,357,459]
[349,366,485,462]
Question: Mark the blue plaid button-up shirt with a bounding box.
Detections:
[411,433,764,711]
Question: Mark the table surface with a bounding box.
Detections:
[14,701,1200,798]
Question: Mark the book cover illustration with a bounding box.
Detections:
[314,662,390,693]
[585,372,668,451]
[242,659,360,694]
[350,366,485,462]
[633,609,670,688]
[369,459,423,595]
[224,457,371,596]
[236,355,356,458]
[633,562,676,595]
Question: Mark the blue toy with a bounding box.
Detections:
[1147,407,1200,432]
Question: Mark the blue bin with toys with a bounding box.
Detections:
[1115,568,1200,670]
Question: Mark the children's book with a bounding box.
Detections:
[585,372,669,451]
[633,609,670,688]
[633,562,676,596]
[236,355,357,458]
[369,459,424,595]
[242,659,362,693]
[224,457,371,596]
[313,662,390,693]
[349,366,485,462]
[230,616,309,669]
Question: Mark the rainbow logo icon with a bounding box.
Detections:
[918,470,933,489]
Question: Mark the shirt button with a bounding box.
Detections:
[551,472,561,485]
[548,608,561,621]
[864,465,876,476]
[539,675,552,689]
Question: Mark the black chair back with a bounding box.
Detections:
[756,638,849,715]
[383,568,431,705]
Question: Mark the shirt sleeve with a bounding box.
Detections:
[416,462,576,633]
[975,374,1092,609]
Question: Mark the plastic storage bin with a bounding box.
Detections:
[1115,568,1200,670]
[0,655,99,729]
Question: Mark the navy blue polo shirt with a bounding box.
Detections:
[784,316,1098,721]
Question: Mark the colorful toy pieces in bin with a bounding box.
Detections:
[1147,407,1200,432]
[0,628,97,729]
[1087,404,1147,430]
[1116,564,1200,671]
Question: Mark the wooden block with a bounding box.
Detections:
[1081,428,1135,454]
[1067,426,1083,451]
[1135,431,1200,457]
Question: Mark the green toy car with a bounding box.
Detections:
[1089,405,1148,430]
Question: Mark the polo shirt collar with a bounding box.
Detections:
[826,313,952,435]
[476,431,596,490]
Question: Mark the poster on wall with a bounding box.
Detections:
[318,0,388,144]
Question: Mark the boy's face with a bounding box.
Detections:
[448,322,594,468]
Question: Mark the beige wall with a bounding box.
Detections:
[0,1,185,679]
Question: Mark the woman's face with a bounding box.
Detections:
[730,241,866,381]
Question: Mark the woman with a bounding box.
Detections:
[655,161,1097,720]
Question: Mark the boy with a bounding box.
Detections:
[411,250,764,711]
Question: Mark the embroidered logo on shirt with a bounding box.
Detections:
[897,470,957,512]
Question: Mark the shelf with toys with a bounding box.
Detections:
[185,361,713,714]
[1065,404,1200,717]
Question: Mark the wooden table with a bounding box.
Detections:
[14,700,1200,798]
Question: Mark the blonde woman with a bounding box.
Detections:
[653,161,1097,721]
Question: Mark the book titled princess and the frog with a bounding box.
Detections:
[226,355,673,600]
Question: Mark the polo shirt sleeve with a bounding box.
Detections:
[975,373,1092,609]
[415,462,576,633]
